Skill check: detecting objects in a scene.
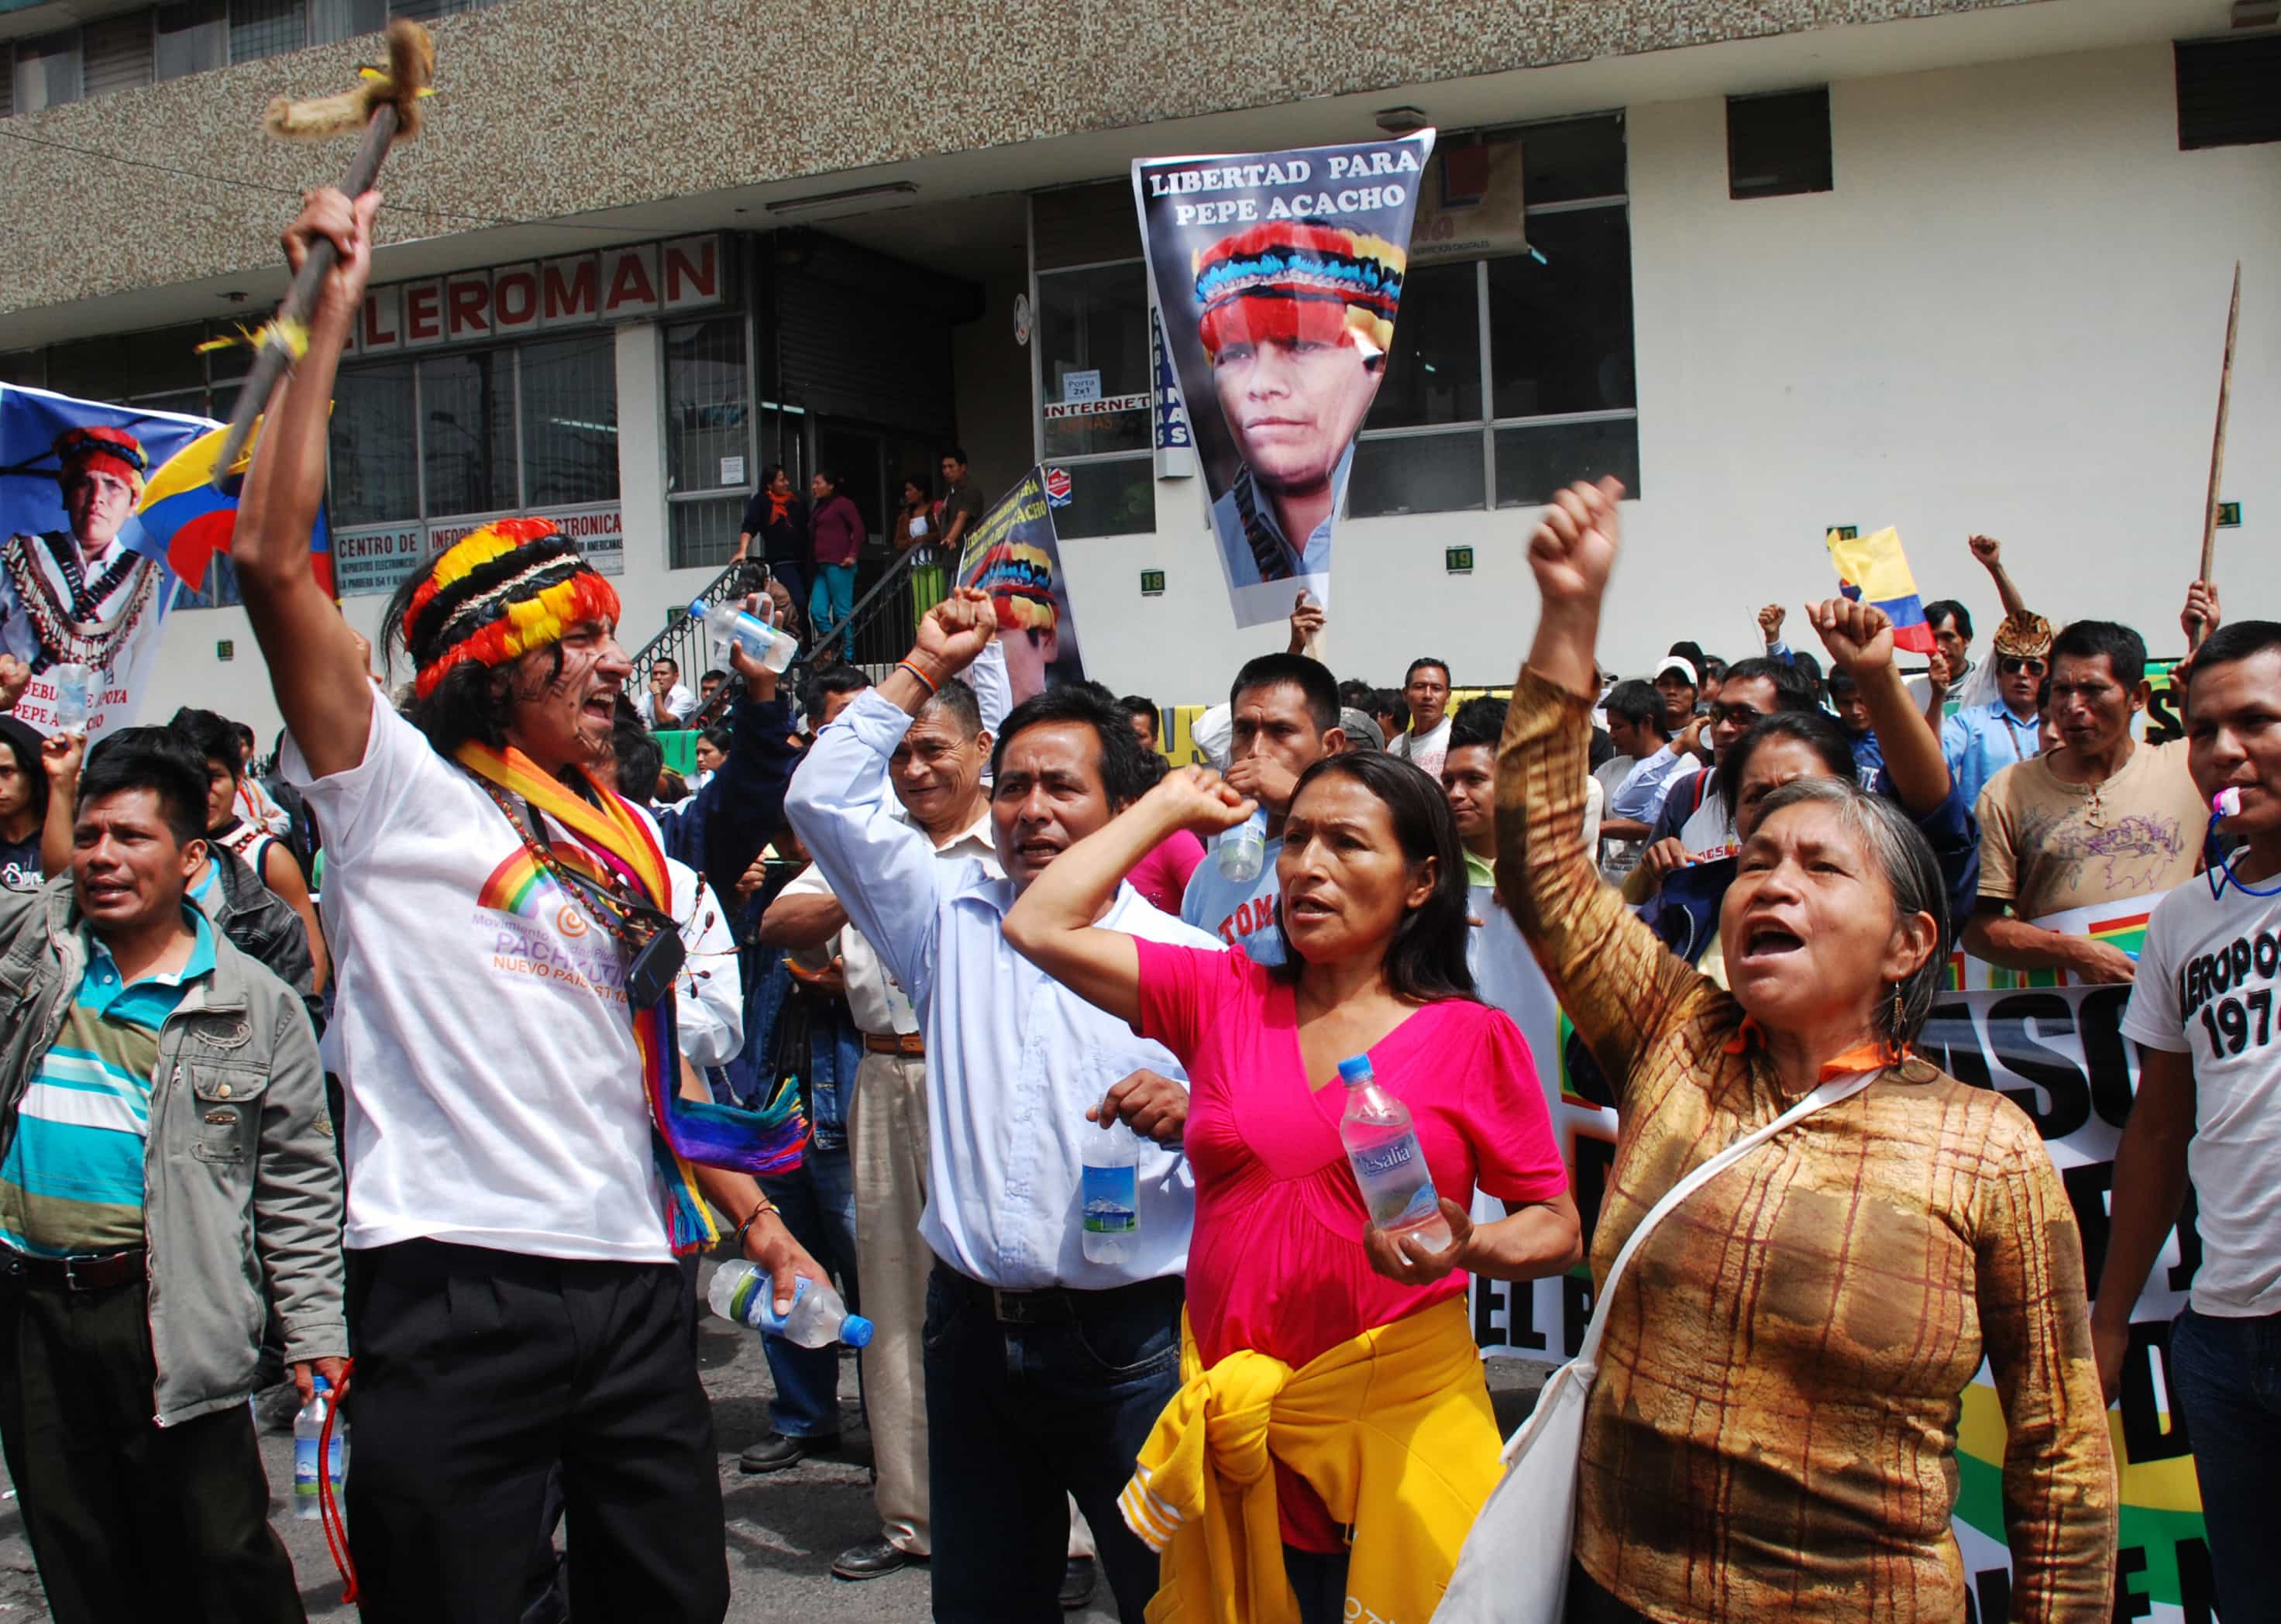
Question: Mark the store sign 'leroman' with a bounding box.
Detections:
[349,236,726,355]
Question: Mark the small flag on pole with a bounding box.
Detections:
[1825,526,1935,654]
[120,418,334,597]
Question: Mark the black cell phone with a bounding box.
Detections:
[625,927,687,1010]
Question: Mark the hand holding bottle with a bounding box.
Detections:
[1361,1196,1475,1285]
[1087,1068,1189,1145]
[1140,766,1255,838]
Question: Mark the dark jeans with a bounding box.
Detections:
[0,1271,303,1624]
[759,1137,858,1438]
[1284,1547,1352,1624]
[924,1266,1183,1624]
[343,1240,728,1624]
[2169,1306,2281,1621]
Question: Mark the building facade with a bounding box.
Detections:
[2,0,2274,738]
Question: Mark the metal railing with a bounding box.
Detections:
[823,542,934,677]
[625,559,762,728]
[625,542,934,725]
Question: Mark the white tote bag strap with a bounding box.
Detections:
[1571,1066,1880,1371]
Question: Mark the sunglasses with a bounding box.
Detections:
[1997,656,2049,676]
[1708,702,1771,729]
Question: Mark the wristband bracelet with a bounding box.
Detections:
[733,1196,778,1247]
[896,659,940,698]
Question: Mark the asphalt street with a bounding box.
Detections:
[0,1271,1550,1622]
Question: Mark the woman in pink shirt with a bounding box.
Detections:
[1004,750,1579,1622]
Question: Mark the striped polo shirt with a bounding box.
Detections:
[0,911,215,1258]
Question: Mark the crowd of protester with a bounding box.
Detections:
[0,184,2272,1624]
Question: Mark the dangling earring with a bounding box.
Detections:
[1885,982,1908,1060]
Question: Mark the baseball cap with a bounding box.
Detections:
[1339,707,1386,751]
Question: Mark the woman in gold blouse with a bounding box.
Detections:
[1504,478,2115,1623]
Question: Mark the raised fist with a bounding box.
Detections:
[1526,478,1625,608]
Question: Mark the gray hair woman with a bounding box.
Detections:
[1503,477,2116,1624]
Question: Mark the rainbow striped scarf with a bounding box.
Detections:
[456,741,808,1254]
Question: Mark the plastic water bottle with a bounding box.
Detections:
[48,662,90,732]
[1080,1112,1144,1264]
[1337,1055,1453,1253]
[707,1261,873,1349]
[690,597,798,675]
[1216,807,1268,883]
[292,1375,346,1522]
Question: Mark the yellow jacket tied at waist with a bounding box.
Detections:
[1119,1295,1502,1624]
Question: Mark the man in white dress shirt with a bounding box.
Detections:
[786,590,1221,1624]
[756,655,1006,1583]
[639,655,699,730]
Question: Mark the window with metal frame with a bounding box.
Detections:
[2176,36,2281,151]
[12,31,84,112]
[228,0,306,64]
[518,335,618,509]
[1349,113,1639,520]
[666,314,755,570]
[1726,88,1833,199]
[1031,184,1157,539]
[82,13,153,98]
[155,0,226,81]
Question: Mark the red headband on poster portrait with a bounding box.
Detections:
[51,425,150,499]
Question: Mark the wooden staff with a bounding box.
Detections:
[208,19,434,488]
[2191,262,2241,650]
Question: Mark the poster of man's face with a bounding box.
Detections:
[0,384,210,737]
[64,465,138,553]
[955,468,1085,707]
[1135,132,1433,629]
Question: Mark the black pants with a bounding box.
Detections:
[1284,1546,1352,1624]
[344,1240,728,1624]
[924,1267,1184,1624]
[0,1271,303,1624]
[1566,1557,1655,1623]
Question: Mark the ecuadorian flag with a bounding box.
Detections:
[119,418,333,597]
[1826,526,1935,655]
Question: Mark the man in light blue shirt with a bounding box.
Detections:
[1597,679,1679,880]
[786,590,1223,1624]
[1179,652,1344,967]
[1941,611,2052,809]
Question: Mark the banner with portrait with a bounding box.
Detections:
[955,466,1085,707]
[0,384,216,739]
[1468,896,2210,1621]
[1133,131,1434,629]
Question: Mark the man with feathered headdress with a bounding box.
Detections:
[0,425,171,733]
[1194,222,1405,590]
[218,185,821,1619]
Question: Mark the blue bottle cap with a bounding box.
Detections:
[688,597,709,618]
[841,1313,876,1350]
[1336,1055,1373,1086]
[311,1374,330,1393]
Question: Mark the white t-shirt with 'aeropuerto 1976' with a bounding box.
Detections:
[285,686,671,1264]
[2120,875,2281,1317]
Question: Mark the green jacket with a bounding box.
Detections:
[0,876,346,1426]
